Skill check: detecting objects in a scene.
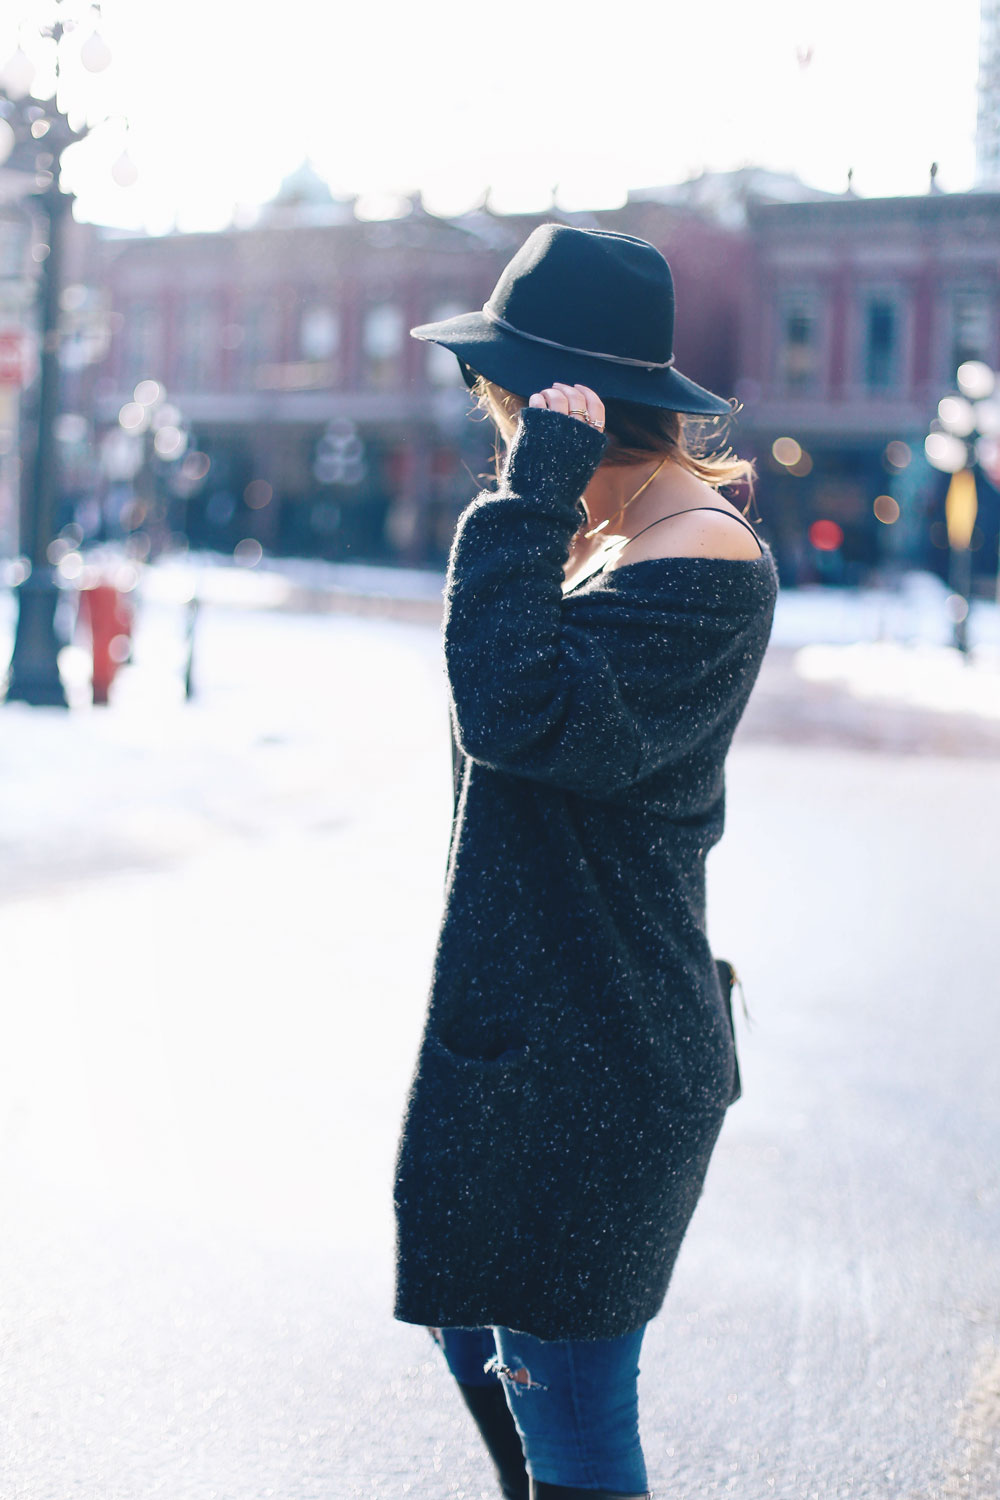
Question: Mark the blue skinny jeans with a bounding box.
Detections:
[430,1323,649,1492]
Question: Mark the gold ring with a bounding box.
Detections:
[570,408,586,416]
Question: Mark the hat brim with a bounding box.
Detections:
[410,310,734,417]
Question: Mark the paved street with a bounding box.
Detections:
[0,592,998,1499]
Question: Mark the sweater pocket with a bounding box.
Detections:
[410,1033,535,1183]
[425,1029,531,1070]
[428,974,530,1067]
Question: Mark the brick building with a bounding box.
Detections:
[737,188,1000,586]
[53,167,1000,586]
[80,169,769,571]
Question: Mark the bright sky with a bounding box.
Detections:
[1,0,985,231]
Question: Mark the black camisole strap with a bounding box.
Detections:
[562,505,765,596]
[621,506,763,556]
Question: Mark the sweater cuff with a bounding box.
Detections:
[496,406,609,511]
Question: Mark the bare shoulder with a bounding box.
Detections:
[608,486,762,566]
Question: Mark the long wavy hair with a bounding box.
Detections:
[466,370,758,515]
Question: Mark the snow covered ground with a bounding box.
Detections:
[7,550,1000,733]
[144,547,1000,650]
[1,564,998,1497]
[150,553,1000,726]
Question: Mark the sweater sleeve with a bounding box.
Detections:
[443,405,676,797]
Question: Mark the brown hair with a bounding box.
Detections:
[468,373,757,514]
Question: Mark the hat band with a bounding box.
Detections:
[481,303,675,372]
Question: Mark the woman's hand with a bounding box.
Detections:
[527,382,605,432]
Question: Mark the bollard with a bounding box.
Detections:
[183,591,200,700]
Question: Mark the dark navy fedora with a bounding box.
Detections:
[409,222,733,416]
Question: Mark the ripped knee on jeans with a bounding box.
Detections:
[484,1353,549,1392]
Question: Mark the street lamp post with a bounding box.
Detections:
[924,360,1000,657]
[6,172,72,704]
[1,3,121,706]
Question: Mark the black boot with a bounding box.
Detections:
[456,1378,530,1500]
[529,1481,651,1499]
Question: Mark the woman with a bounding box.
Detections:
[393,224,778,1500]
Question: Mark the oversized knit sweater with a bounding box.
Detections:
[393,405,779,1341]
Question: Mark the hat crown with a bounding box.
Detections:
[486,224,675,368]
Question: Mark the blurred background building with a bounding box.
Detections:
[3,0,1000,603]
[740,186,1000,586]
[8,164,1000,590]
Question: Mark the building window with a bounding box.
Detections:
[775,291,821,394]
[299,304,340,364]
[123,300,165,386]
[236,299,280,388]
[363,303,404,389]
[946,288,994,382]
[425,300,470,388]
[862,295,899,392]
[0,214,28,278]
[174,295,218,391]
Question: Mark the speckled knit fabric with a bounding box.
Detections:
[393,405,779,1341]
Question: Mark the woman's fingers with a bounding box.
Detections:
[552,383,587,416]
[528,383,605,429]
[572,384,606,430]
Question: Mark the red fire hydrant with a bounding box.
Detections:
[78,577,134,705]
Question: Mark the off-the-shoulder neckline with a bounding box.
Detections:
[562,539,775,597]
